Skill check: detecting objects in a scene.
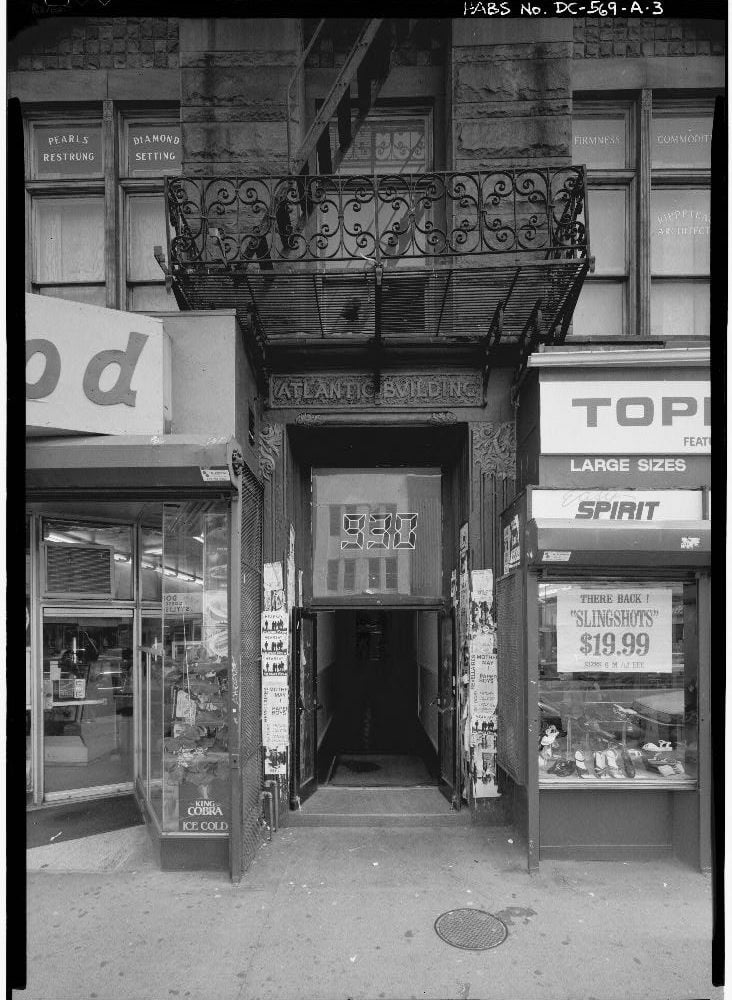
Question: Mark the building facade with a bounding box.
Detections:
[16,13,720,878]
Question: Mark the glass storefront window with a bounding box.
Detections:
[312,469,442,601]
[42,615,134,794]
[42,519,133,600]
[537,580,697,786]
[157,503,230,834]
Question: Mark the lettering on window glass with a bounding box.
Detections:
[341,512,419,551]
[655,209,710,239]
[34,127,103,176]
[126,126,181,175]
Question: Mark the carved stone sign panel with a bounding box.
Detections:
[270,372,482,409]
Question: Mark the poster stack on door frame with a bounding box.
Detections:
[262,561,288,780]
[467,568,500,799]
[261,526,298,792]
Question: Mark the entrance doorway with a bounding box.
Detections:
[293,608,459,809]
[319,610,437,787]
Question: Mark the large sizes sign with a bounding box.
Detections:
[556,586,672,674]
[25,294,171,436]
[531,489,703,522]
[270,372,482,408]
[540,379,710,455]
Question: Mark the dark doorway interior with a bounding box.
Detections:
[316,610,439,787]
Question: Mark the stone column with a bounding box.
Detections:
[451,19,573,170]
[179,18,302,175]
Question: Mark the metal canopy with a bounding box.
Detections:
[26,434,242,494]
[526,518,711,567]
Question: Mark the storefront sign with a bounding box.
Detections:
[540,380,710,455]
[270,372,482,408]
[25,294,171,436]
[531,489,703,522]
[126,125,181,176]
[34,125,103,177]
[538,454,710,488]
[178,785,229,833]
[163,592,203,616]
[556,586,672,673]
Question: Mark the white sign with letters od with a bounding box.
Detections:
[25,293,171,436]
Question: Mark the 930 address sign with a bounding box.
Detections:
[341,512,419,551]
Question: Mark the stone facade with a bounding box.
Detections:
[8,17,179,71]
[451,22,573,170]
[572,18,723,60]
[179,19,300,175]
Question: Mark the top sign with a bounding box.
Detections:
[540,379,710,456]
[25,294,171,437]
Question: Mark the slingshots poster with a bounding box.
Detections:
[556,586,672,673]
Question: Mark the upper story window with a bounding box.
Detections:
[25,105,180,314]
[571,94,713,341]
[650,104,712,339]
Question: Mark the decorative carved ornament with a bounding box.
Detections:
[230,447,244,479]
[429,411,458,424]
[258,423,283,482]
[472,422,516,479]
[294,413,327,426]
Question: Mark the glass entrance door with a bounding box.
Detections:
[42,613,134,797]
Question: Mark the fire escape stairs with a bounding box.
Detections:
[291,18,405,178]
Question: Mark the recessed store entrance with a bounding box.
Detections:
[317,610,440,789]
[281,423,470,820]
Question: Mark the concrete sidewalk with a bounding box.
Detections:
[17,823,719,1000]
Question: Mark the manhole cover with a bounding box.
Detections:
[434,909,508,951]
[342,760,381,773]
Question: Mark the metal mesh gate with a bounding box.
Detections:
[239,466,263,873]
[496,572,526,785]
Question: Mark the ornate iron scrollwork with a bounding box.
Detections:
[472,422,516,479]
[165,167,588,270]
[258,423,283,482]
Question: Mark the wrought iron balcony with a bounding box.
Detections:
[163,166,591,366]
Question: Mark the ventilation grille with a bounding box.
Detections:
[44,543,115,596]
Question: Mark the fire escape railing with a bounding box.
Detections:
[165,166,589,271]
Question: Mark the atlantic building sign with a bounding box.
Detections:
[270,372,482,408]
